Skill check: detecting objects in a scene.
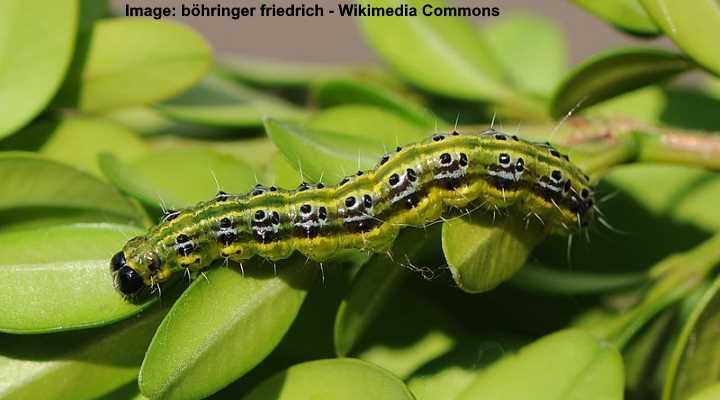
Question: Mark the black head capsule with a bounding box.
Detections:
[110,251,127,272]
[115,265,145,297]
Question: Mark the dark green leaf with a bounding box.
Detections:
[551,48,692,118]
[663,274,720,399]
[511,264,648,295]
[156,75,307,129]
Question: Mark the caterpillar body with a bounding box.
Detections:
[111,129,596,297]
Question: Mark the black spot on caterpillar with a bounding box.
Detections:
[111,129,596,297]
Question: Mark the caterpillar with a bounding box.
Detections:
[111,129,596,297]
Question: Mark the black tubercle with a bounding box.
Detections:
[115,266,144,296]
[110,251,126,272]
[215,191,230,201]
[162,210,180,222]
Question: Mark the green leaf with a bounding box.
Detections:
[217,56,363,88]
[0,0,77,138]
[265,106,427,182]
[689,384,720,400]
[0,223,154,333]
[311,79,436,128]
[456,329,624,400]
[663,274,720,400]
[139,256,316,400]
[2,116,148,175]
[0,304,166,399]
[572,0,660,35]
[78,0,107,33]
[639,0,720,76]
[101,149,257,210]
[241,358,413,400]
[551,48,693,118]
[54,18,211,111]
[0,152,144,224]
[334,225,440,356]
[511,264,648,295]
[155,75,307,129]
[358,0,510,102]
[442,213,545,293]
[484,13,568,97]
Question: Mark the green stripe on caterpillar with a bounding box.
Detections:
[110,129,596,297]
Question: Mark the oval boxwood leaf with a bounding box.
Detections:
[551,48,692,118]
[334,225,441,356]
[442,213,545,293]
[357,0,511,102]
[2,116,148,175]
[640,0,720,76]
[0,152,144,224]
[689,384,720,400]
[0,303,166,399]
[54,18,211,111]
[456,329,624,400]
[484,13,568,97]
[265,106,426,182]
[663,274,720,400]
[311,79,436,128]
[510,264,648,295]
[572,0,660,35]
[139,256,316,400]
[0,223,153,333]
[241,358,414,400]
[217,55,361,88]
[101,149,257,210]
[156,75,307,129]
[0,0,77,138]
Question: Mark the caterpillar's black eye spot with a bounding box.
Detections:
[432,134,445,142]
[581,188,589,199]
[459,153,468,167]
[439,153,452,165]
[564,180,572,192]
[219,217,232,228]
[115,266,144,296]
[271,211,280,224]
[452,131,460,136]
[396,146,402,152]
[110,251,126,272]
[406,168,417,182]
[550,149,561,158]
[511,135,519,141]
[379,154,390,165]
[269,186,277,192]
[345,196,356,208]
[363,194,373,208]
[389,173,400,186]
[300,204,312,214]
[316,183,325,189]
[495,134,507,141]
[551,170,563,181]
[498,153,511,166]
[318,206,327,220]
[515,158,525,172]
[356,170,364,176]
[176,234,190,244]
[255,210,266,221]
